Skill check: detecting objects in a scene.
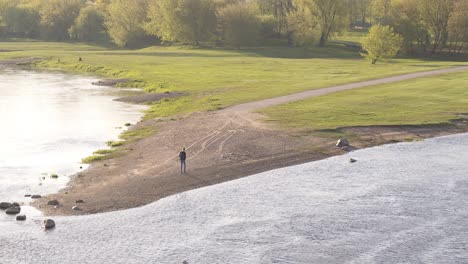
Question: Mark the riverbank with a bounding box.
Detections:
[33,107,468,216]
[0,57,40,67]
[30,63,468,216]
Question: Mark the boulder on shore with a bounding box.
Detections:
[72,206,82,211]
[6,206,21,215]
[31,195,42,199]
[47,200,59,206]
[16,215,26,221]
[75,200,84,204]
[336,138,350,148]
[0,202,12,210]
[43,219,56,230]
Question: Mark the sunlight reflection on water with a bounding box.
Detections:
[0,69,145,222]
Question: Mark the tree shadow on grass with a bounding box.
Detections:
[94,42,364,60]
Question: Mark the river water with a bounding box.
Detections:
[0,69,145,223]
[1,133,467,263]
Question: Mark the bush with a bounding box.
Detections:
[361,24,404,64]
[218,2,261,48]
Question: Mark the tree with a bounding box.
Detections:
[369,0,391,24]
[95,0,111,13]
[105,0,148,47]
[418,0,453,54]
[2,5,40,38]
[217,2,261,48]
[354,0,370,26]
[311,0,345,47]
[361,24,403,64]
[287,0,319,47]
[69,5,105,41]
[448,0,468,54]
[388,0,427,55]
[38,0,85,41]
[145,0,217,45]
[257,0,294,36]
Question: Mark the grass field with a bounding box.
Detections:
[0,40,466,121]
[261,71,468,130]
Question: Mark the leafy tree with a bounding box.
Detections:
[69,5,104,41]
[417,0,453,54]
[39,0,85,41]
[354,0,370,26]
[0,0,18,15]
[95,0,111,13]
[258,14,276,41]
[388,0,427,55]
[105,0,148,47]
[145,0,217,45]
[311,0,345,47]
[218,2,261,48]
[369,0,391,24]
[257,0,294,36]
[287,0,319,47]
[448,0,468,54]
[361,24,403,64]
[2,5,40,37]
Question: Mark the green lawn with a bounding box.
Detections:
[0,41,465,120]
[261,71,468,130]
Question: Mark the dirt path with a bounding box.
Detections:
[225,66,468,113]
[34,66,468,216]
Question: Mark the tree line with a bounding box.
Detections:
[0,0,467,55]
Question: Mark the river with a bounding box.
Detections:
[0,69,145,225]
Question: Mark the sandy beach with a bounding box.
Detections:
[33,107,468,216]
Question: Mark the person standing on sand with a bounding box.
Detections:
[179,148,187,174]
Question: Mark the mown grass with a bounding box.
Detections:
[260,71,468,130]
[0,41,465,121]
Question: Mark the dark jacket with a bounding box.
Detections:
[179,151,186,161]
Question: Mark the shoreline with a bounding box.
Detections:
[3,58,468,216]
[32,109,468,216]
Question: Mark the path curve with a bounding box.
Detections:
[225,66,468,113]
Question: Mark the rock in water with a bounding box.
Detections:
[6,206,21,215]
[43,219,56,230]
[47,200,59,206]
[350,158,357,163]
[16,215,26,221]
[0,202,12,210]
[31,195,42,199]
[336,138,350,148]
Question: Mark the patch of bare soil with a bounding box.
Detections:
[33,111,338,215]
[33,109,468,216]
